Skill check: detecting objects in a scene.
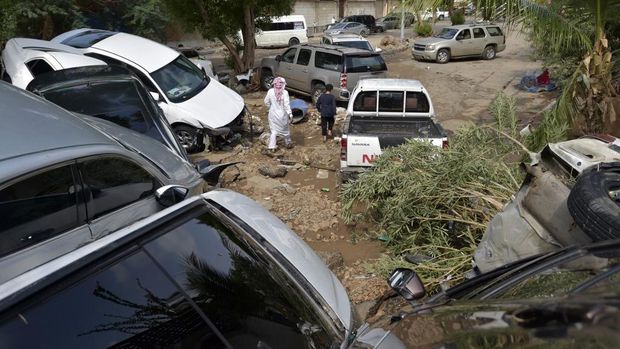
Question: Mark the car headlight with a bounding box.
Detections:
[426,44,436,51]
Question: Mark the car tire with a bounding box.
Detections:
[289,37,300,46]
[312,83,326,105]
[261,69,274,91]
[436,49,450,64]
[360,29,369,37]
[439,15,445,20]
[567,168,620,241]
[174,125,201,153]
[483,45,496,60]
[378,27,384,33]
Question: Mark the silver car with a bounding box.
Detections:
[0,81,234,284]
[412,24,506,63]
[324,22,370,37]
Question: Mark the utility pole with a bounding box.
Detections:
[400,0,405,40]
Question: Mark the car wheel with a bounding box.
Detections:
[261,69,274,91]
[312,83,326,105]
[567,168,620,241]
[360,29,369,37]
[436,49,450,64]
[483,45,496,60]
[174,125,200,153]
[289,37,300,46]
[378,27,384,33]
[439,15,445,20]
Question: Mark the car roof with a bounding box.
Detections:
[323,34,368,42]
[8,38,84,55]
[446,23,503,30]
[302,43,375,55]
[356,78,426,91]
[91,32,180,73]
[0,81,117,163]
[26,65,135,92]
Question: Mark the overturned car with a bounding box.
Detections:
[474,135,620,273]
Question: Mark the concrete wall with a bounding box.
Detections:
[294,0,339,27]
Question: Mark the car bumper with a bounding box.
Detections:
[411,48,437,60]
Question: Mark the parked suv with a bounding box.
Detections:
[411,23,506,63]
[338,14,378,33]
[260,44,388,103]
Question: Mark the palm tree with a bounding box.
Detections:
[480,0,620,134]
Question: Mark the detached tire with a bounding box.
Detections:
[567,170,620,241]
[261,69,273,91]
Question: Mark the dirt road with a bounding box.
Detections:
[193,27,555,305]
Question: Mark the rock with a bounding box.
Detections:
[245,175,281,195]
[336,107,346,114]
[258,165,287,178]
[316,169,329,179]
[316,251,345,272]
[259,132,270,145]
[275,183,297,194]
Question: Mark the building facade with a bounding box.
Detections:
[294,0,397,28]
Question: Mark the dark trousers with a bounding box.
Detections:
[321,117,334,136]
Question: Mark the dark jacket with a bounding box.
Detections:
[316,93,337,118]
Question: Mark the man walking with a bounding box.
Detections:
[315,84,337,142]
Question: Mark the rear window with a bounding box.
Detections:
[486,26,504,37]
[315,51,343,72]
[353,91,377,112]
[344,54,387,73]
[335,41,373,51]
[61,31,116,48]
[406,92,430,112]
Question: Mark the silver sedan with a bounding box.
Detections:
[324,22,370,37]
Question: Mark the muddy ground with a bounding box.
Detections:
[191,27,556,309]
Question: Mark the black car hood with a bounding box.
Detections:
[366,294,620,349]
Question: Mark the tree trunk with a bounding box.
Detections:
[41,14,54,40]
[219,35,244,73]
[240,4,255,73]
[570,34,616,134]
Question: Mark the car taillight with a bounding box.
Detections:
[340,73,347,89]
[442,139,449,149]
[340,137,347,161]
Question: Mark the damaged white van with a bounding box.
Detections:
[51,29,246,152]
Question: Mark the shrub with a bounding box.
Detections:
[415,22,432,37]
[451,9,465,25]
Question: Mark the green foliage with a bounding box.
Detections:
[415,22,433,37]
[0,0,17,46]
[12,0,84,39]
[122,0,170,42]
[341,92,527,290]
[451,9,465,25]
[524,110,570,152]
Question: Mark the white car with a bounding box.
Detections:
[1,38,106,89]
[52,29,246,152]
[320,33,381,52]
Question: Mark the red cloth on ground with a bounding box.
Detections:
[537,69,550,85]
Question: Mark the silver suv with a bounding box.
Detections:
[412,24,506,63]
[260,44,388,103]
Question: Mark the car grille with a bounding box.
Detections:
[413,44,426,51]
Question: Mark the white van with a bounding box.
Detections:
[255,15,308,47]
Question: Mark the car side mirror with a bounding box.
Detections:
[388,268,426,301]
[156,185,189,207]
[275,55,282,62]
[149,91,160,102]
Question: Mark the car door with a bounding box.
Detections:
[0,162,91,284]
[453,29,475,56]
[276,47,298,88]
[287,48,313,91]
[79,156,162,240]
[471,27,488,55]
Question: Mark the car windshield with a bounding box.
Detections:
[151,55,209,103]
[336,41,373,51]
[435,28,458,39]
[61,31,116,48]
[41,80,169,146]
[330,23,347,29]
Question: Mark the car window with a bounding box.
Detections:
[473,28,486,38]
[26,59,54,76]
[0,249,228,348]
[40,80,168,146]
[457,29,472,40]
[405,92,430,113]
[493,255,620,300]
[353,91,377,112]
[61,31,116,48]
[0,165,80,257]
[486,26,504,37]
[379,91,404,112]
[336,41,373,51]
[344,54,386,72]
[282,48,297,63]
[151,55,209,103]
[296,49,312,66]
[80,157,158,219]
[435,28,458,39]
[321,37,330,44]
[142,208,335,348]
[315,51,343,72]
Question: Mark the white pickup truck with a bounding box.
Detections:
[339,78,448,180]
